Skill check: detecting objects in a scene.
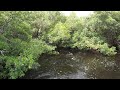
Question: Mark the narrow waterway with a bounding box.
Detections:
[23,49,120,79]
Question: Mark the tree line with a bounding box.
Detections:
[0,11,120,79]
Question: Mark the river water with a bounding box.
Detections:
[23,49,120,79]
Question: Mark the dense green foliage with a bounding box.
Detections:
[0,11,120,79]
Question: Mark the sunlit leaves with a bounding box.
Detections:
[1,11,120,79]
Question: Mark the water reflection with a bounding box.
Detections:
[23,50,120,79]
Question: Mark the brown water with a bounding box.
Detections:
[23,49,120,79]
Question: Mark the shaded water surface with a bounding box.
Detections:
[23,49,120,79]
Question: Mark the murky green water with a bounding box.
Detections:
[23,49,120,79]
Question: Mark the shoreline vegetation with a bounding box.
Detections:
[0,11,120,79]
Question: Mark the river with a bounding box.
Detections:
[22,48,120,79]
